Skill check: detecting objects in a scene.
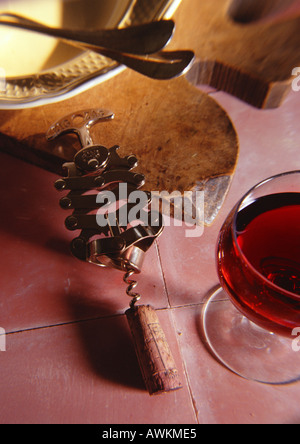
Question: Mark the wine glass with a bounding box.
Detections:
[202,171,300,384]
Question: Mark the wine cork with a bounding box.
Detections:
[126,305,182,395]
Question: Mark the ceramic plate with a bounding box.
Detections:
[0,0,182,109]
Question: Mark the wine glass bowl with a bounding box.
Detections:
[202,171,300,384]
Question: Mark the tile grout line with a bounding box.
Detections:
[4,300,226,336]
[154,239,171,308]
[153,237,201,423]
[169,306,200,424]
[2,312,126,336]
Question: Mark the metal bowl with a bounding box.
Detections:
[0,0,181,109]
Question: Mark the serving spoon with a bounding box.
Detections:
[0,13,175,55]
[0,13,194,79]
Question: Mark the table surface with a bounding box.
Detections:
[0,1,300,425]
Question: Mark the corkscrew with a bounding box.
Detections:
[48,109,182,395]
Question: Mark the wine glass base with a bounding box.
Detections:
[202,287,300,385]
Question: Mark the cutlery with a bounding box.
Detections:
[0,12,174,55]
[0,13,194,79]
[77,47,195,80]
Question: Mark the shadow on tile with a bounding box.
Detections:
[66,289,146,392]
[0,151,69,254]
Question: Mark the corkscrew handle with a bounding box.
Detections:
[126,305,182,395]
[46,108,114,148]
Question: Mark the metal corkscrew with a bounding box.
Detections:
[48,109,182,395]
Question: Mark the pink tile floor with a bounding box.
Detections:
[0,3,300,420]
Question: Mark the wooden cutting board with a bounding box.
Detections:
[0,73,239,225]
[171,0,300,109]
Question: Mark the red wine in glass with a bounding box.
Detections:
[202,172,300,384]
[218,192,300,336]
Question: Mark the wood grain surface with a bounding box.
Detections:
[0,73,239,224]
[172,0,300,108]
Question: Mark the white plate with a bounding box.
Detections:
[0,0,182,109]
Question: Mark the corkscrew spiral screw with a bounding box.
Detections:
[123,269,141,308]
